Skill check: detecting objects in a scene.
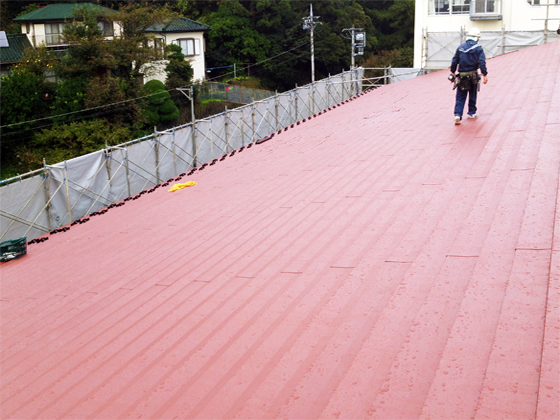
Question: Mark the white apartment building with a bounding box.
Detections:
[414,0,560,70]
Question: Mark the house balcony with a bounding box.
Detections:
[470,0,502,20]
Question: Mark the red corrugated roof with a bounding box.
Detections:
[1,40,559,420]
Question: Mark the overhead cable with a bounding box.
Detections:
[2,40,310,131]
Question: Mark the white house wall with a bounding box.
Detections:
[414,0,560,68]
[21,22,46,47]
[144,31,206,85]
[21,21,122,47]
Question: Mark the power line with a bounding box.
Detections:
[205,40,310,82]
[1,40,311,131]
[0,103,140,144]
[0,89,161,130]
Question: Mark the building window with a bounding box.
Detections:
[527,0,560,4]
[173,38,201,57]
[452,0,472,13]
[97,21,114,36]
[45,69,58,83]
[45,22,65,45]
[430,0,472,14]
[474,0,497,13]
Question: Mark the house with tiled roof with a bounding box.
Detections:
[14,3,117,48]
[12,3,211,83]
[0,32,32,77]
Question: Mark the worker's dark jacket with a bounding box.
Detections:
[451,40,488,75]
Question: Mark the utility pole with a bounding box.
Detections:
[303,4,321,83]
[177,86,195,123]
[342,28,365,69]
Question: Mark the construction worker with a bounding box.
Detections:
[451,27,488,125]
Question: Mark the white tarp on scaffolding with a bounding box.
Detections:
[48,152,112,226]
[426,30,560,69]
[390,68,424,83]
[0,69,366,243]
[0,175,50,242]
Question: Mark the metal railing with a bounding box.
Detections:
[198,82,276,104]
[1,69,371,243]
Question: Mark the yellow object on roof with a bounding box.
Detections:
[168,181,197,192]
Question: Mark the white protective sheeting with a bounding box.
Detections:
[390,68,425,83]
[126,137,159,191]
[426,30,560,69]
[0,174,50,242]
[48,151,110,226]
[158,131,182,182]
[0,70,365,242]
[426,32,464,70]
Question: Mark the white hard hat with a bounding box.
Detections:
[467,27,481,38]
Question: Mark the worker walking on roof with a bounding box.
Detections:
[451,27,488,125]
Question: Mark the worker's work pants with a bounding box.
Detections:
[454,85,478,119]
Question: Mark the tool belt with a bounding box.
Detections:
[457,71,479,92]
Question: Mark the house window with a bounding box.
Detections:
[45,69,58,83]
[430,0,472,14]
[173,38,201,57]
[97,21,114,36]
[45,22,65,45]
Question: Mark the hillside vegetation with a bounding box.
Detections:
[0,0,414,179]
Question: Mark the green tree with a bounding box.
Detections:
[165,44,194,89]
[14,44,58,77]
[362,1,415,52]
[0,70,46,151]
[198,1,272,77]
[51,77,88,122]
[84,77,146,134]
[0,3,38,34]
[141,80,179,128]
[105,3,177,86]
[32,119,132,163]
[57,6,109,81]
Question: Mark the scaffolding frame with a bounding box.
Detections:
[2,68,400,243]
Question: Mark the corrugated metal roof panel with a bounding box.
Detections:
[1,40,558,419]
[14,3,115,22]
[146,17,211,33]
[0,33,32,64]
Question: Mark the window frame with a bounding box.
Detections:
[430,0,472,15]
[44,22,66,45]
[173,38,201,57]
[527,0,560,4]
[97,20,114,37]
